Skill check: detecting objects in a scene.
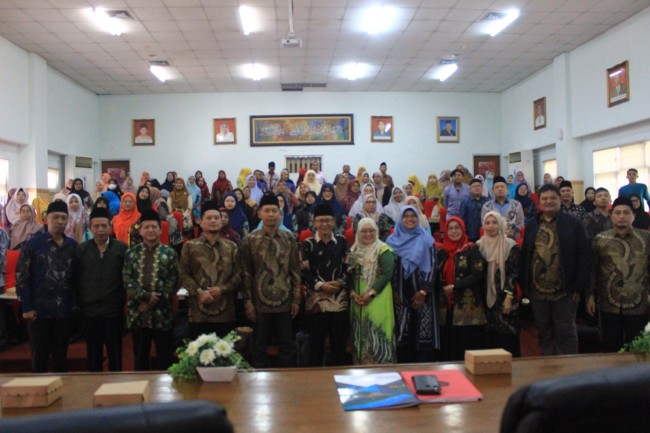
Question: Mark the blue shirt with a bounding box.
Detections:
[618,183,650,208]
[443,183,471,217]
[16,232,77,318]
[460,195,489,241]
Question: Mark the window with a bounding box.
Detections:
[48,168,60,190]
[593,142,650,194]
[0,158,8,205]
[543,159,557,179]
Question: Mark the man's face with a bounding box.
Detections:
[627,170,638,183]
[493,182,507,199]
[268,164,275,172]
[258,205,280,227]
[539,191,561,215]
[377,120,385,132]
[47,212,68,235]
[594,191,611,208]
[560,187,573,202]
[452,171,463,184]
[611,205,634,229]
[201,210,222,234]
[470,182,483,197]
[90,218,111,242]
[343,164,350,173]
[445,122,452,132]
[255,171,264,180]
[139,127,148,136]
[220,124,229,133]
[543,173,552,184]
[314,215,334,238]
[139,220,161,243]
[311,162,319,171]
[380,163,387,174]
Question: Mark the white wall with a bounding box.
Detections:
[0,36,30,146]
[98,92,502,185]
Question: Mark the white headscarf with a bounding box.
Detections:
[382,186,406,223]
[477,211,516,308]
[5,188,28,225]
[349,183,383,218]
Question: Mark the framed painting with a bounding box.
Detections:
[214,118,237,144]
[132,119,155,145]
[533,97,546,130]
[437,116,459,143]
[607,60,630,107]
[250,114,354,146]
[370,116,393,142]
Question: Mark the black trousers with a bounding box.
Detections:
[252,312,295,368]
[600,312,647,353]
[131,327,173,371]
[189,322,236,340]
[84,316,124,372]
[28,317,72,373]
[307,311,349,366]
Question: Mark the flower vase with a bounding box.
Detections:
[196,366,237,382]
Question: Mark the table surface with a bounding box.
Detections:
[0,353,642,433]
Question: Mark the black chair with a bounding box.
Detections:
[0,400,233,433]
[500,363,650,433]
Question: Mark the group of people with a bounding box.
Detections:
[3,161,650,371]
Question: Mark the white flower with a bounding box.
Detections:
[195,333,218,347]
[215,340,233,357]
[186,341,200,356]
[199,348,216,366]
[644,322,650,334]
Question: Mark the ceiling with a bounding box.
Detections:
[1,0,648,95]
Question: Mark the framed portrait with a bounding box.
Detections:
[436,116,459,143]
[607,61,630,107]
[533,97,546,130]
[250,114,353,146]
[370,116,393,142]
[214,118,237,144]
[132,119,155,145]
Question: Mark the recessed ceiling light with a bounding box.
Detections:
[344,63,365,81]
[88,8,124,36]
[239,6,253,36]
[247,63,264,81]
[362,6,395,35]
[433,63,458,82]
[484,10,520,37]
[149,65,170,82]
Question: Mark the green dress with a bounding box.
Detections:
[350,243,397,365]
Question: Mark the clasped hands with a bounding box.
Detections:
[199,286,222,305]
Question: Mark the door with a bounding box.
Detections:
[473,155,501,178]
[101,160,130,188]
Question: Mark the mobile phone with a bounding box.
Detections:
[412,375,441,395]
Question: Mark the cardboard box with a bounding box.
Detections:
[1,376,63,408]
[93,380,150,408]
[465,349,512,375]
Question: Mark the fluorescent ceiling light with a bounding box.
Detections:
[247,63,264,81]
[434,64,458,82]
[89,8,123,36]
[362,6,395,35]
[344,63,365,81]
[239,6,253,36]
[487,10,520,37]
[149,65,170,82]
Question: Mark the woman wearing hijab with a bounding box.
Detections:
[9,204,43,249]
[211,170,233,205]
[136,185,153,213]
[341,180,361,213]
[630,194,650,229]
[186,175,202,222]
[122,176,137,195]
[304,170,322,195]
[160,172,176,193]
[580,187,596,213]
[381,175,395,207]
[405,195,432,234]
[334,172,349,201]
[296,167,307,188]
[92,181,104,201]
[316,183,347,235]
[71,178,94,209]
[169,177,193,234]
[111,192,140,246]
[360,172,371,186]
[65,193,90,242]
[296,191,317,233]
[353,194,393,242]
[222,192,250,238]
[101,190,121,217]
[348,217,397,365]
[349,183,384,218]
[92,196,112,217]
[437,217,487,361]
[246,174,264,205]
[438,169,452,194]
[59,179,74,197]
[477,211,520,356]
[372,172,385,204]
[407,174,425,198]
[3,188,29,229]
[484,171,495,199]
[238,167,252,189]
[387,206,438,362]
[196,176,211,205]
[424,174,443,203]
[277,193,298,233]
[382,186,406,225]
[219,206,241,246]
[148,186,163,209]
[107,178,123,199]
[139,171,150,187]
[506,175,517,199]
[514,183,537,224]
[233,188,254,226]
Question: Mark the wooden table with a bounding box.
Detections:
[0,353,642,432]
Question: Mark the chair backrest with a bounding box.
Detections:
[159,220,169,245]
[500,364,650,433]
[0,400,233,433]
[4,249,20,290]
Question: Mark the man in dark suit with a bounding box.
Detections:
[440,121,455,136]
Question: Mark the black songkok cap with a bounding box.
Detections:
[47,201,68,215]
[259,193,279,208]
[313,204,333,218]
[89,207,110,221]
[202,200,220,216]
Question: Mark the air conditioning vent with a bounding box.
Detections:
[480,12,508,22]
[281,82,327,91]
[149,60,170,67]
[75,156,93,169]
[508,152,522,163]
[105,10,134,20]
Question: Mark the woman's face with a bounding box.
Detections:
[96,201,107,209]
[363,196,377,213]
[195,171,203,179]
[372,173,382,184]
[322,188,333,200]
[406,198,418,207]
[402,209,419,230]
[305,194,316,205]
[359,224,377,246]
[248,178,256,188]
[404,184,413,195]
[483,215,499,237]
[166,173,174,181]
[278,196,285,208]
[507,175,514,184]
[122,196,134,211]
[299,183,309,195]
[139,188,149,200]
[361,173,370,183]
[197,178,205,187]
[95,181,103,191]
[631,196,641,210]
[69,196,80,212]
[351,182,360,193]
[307,172,316,182]
[219,171,226,179]
[224,196,236,210]
[74,180,83,190]
[125,177,133,186]
[338,173,348,184]
[517,185,528,196]
[516,172,524,182]
[234,190,243,201]
[428,176,438,185]
[393,188,404,202]
[108,180,117,190]
[175,179,184,190]
[363,185,374,196]
[586,190,595,200]
[281,170,289,180]
[188,176,195,185]
[20,205,32,221]
[220,211,230,226]
[447,220,463,242]
[243,187,251,199]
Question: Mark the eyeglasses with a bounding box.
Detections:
[314,218,333,223]
[360,229,376,234]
